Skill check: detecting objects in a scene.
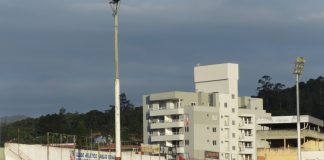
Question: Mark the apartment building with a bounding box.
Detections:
[143,63,264,160]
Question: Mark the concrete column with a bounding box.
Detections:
[284,139,286,149]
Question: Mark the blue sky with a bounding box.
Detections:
[0,0,324,116]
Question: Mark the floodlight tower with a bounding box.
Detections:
[109,0,121,160]
[293,57,306,160]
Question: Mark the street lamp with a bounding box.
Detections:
[109,0,121,160]
[293,57,306,160]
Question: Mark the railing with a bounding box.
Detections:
[150,132,184,136]
[257,129,324,140]
[150,119,184,124]
[239,121,253,126]
[162,132,184,136]
[239,134,253,140]
[239,146,253,151]
[244,121,252,124]
[149,106,182,111]
[241,157,253,160]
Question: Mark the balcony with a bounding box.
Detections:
[240,155,253,160]
[150,132,185,142]
[257,129,324,140]
[239,121,254,129]
[149,108,184,116]
[239,146,254,154]
[239,134,254,141]
[150,119,185,129]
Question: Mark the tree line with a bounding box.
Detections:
[1,76,324,147]
[0,93,143,147]
[256,75,324,119]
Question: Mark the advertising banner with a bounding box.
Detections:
[141,144,160,154]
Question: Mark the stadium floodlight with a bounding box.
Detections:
[294,57,306,75]
[109,0,121,160]
[293,57,305,160]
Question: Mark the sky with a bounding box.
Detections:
[0,0,324,117]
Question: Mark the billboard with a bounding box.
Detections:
[141,144,160,154]
[205,151,219,160]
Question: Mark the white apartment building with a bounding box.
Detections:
[143,63,264,160]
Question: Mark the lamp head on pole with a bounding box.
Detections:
[109,0,120,15]
[293,57,306,75]
[110,0,120,4]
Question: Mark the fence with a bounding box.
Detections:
[5,143,164,160]
[7,132,141,151]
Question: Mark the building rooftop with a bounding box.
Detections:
[257,115,324,127]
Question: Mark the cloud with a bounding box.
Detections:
[1,0,324,116]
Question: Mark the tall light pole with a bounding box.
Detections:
[109,0,121,160]
[293,57,306,160]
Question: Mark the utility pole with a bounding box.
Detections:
[293,57,306,160]
[47,132,50,160]
[109,0,121,160]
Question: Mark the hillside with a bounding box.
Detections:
[0,115,29,124]
[0,93,142,147]
[256,76,324,119]
[1,76,324,147]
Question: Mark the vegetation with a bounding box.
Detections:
[256,75,324,119]
[0,93,143,147]
[1,76,324,147]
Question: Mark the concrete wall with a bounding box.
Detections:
[184,106,220,159]
[5,143,165,160]
[258,149,324,160]
[258,148,297,160]
[194,63,239,94]
[257,140,324,160]
[0,148,4,160]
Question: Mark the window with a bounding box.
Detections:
[212,140,217,145]
[224,102,228,108]
[212,128,217,132]
[232,120,235,125]
[207,126,210,130]
[232,108,235,113]
[209,94,214,106]
[207,139,209,143]
[191,102,196,106]
[232,94,235,99]
[185,140,189,146]
[232,133,236,138]
[207,114,209,117]
[185,127,189,132]
[232,146,236,150]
